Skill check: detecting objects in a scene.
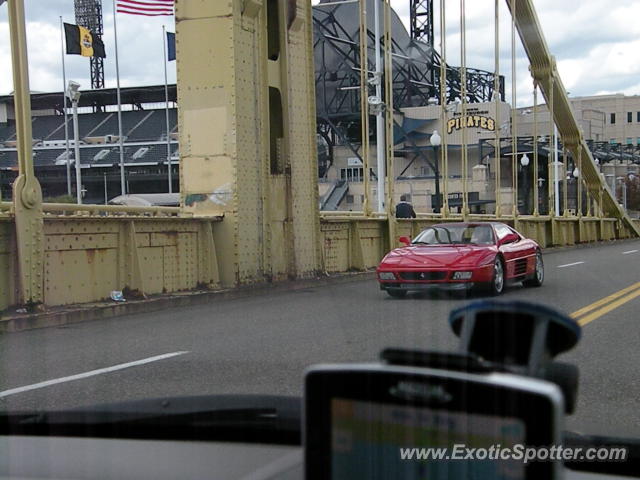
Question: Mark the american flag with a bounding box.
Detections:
[117,0,174,16]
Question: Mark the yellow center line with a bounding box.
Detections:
[570,282,640,319]
[576,288,640,326]
[570,282,640,326]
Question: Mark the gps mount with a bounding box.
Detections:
[382,300,582,413]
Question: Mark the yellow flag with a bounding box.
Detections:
[79,26,94,57]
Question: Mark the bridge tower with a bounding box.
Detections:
[175,1,322,286]
[74,0,105,89]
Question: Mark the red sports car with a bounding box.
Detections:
[376,222,544,297]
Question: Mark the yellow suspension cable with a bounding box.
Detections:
[460,0,469,218]
[549,76,555,216]
[533,83,539,215]
[563,146,569,215]
[511,0,518,217]
[358,0,371,216]
[494,0,501,218]
[577,143,583,216]
[439,0,449,217]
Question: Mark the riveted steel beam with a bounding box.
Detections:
[8,0,44,307]
[176,0,321,286]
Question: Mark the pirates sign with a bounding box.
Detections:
[447,114,495,134]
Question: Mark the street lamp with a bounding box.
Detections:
[66,80,82,204]
[430,130,442,213]
[520,153,530,214]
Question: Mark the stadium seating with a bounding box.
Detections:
[0,108,178,168]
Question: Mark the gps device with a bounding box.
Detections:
[305,300,579,480]
[305,365,562,480]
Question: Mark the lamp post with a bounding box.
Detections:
[520,153,530,214]
[66,81,82,204]
[430,129,442,213]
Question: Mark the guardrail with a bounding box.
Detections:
[42,202,184,217]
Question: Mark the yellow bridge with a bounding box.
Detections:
[1,0,638,312]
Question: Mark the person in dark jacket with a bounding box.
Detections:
[395,194,416,218]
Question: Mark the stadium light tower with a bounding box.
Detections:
[410,0,435,96]
[74,0,104,90]
[410,0,434,46]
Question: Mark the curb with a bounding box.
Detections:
[0,271,377,334]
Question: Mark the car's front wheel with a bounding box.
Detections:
[523,250,544,287]
[386,289,407,298]
[487,257,505,296]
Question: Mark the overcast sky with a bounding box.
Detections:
[0,0,639,107]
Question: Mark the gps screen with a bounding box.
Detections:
[331,398,526,480]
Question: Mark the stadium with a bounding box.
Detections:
[0,86,177,203]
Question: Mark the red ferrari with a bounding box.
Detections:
[376,222,544,297]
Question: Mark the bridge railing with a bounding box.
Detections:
[41,203,183,217]
[318,213,626,274]
[0,210,222,313]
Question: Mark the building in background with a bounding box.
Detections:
[517,94,640,198]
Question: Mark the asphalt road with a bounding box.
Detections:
[1,240,639,439]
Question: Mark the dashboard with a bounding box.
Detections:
[0,436,628,480]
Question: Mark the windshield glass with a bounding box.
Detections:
[413,225,495,245]
[2,0,640,478]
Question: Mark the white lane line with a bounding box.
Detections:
[622,250,638,255]
[0,351,189,399]
[557,261,585,268]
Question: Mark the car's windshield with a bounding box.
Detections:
[412,225,495,245]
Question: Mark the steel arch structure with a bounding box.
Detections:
[313,0,503,173]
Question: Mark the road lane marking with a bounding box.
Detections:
[622,250,638,255]
[576,288,640,326]
[557,261,585,268]
[0,351,189,399]
[570,282,640,320]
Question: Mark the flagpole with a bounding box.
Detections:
[162,25,172,193]
[60,16,71,196]
[112,0,126,196]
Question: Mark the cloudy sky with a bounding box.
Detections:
[0,0,639,107]
[0,0,177,95]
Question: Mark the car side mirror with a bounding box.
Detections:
[398,236,411,246]
[500,233,519,245]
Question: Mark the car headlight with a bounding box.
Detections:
[378,272,396,280]
[452,271,473,280]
